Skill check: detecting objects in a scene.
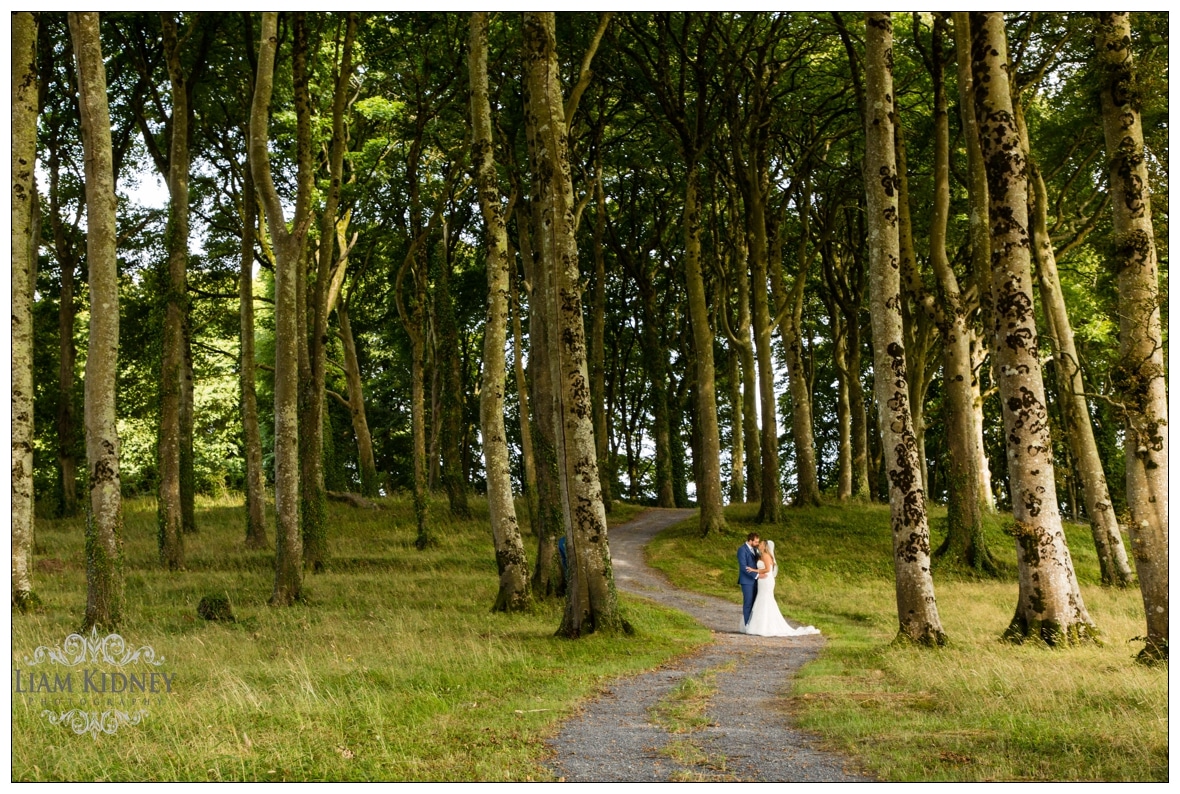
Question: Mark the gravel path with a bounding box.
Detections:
[545,508,873,782]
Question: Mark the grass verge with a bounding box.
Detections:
[11,495,709,781]
[646,501,1167,782]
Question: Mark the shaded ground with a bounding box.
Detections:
[545,508,873,782]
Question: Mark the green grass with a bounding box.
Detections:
[12,495,709,782]
[647,501,1168,782]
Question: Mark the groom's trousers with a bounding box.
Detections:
[741,581,757,625]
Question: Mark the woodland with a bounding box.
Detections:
[9,7,1169,678]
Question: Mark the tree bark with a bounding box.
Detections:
[71,11,125,630]
[12,10,38,611]
[240,150,268,549]
[683,166,726,534]
[508,237,539,530]
[1095,12,1168,661]
[251,10,313,606]
[863,11,946,647]
[638,285,675,507]
[523,11,627,637]
[155,13,190,567]
[519,202,565,599]
[971,11,1095,645]
[590,168,612,513]
[469,11,530,612]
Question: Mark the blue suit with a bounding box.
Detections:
[738,543,759,626]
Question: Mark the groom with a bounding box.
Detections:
[738,532,760,627]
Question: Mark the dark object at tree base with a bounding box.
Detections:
[12,591,42,613]
[326,490,378,509]
[197,594,235,622]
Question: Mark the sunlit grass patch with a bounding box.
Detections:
[648,500,1167,782]
[13,494,709,781]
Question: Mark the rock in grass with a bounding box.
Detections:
[197,594,235,622]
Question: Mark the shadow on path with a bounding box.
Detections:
[545,508,873,782]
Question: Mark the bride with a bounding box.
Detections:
[742,539,821,637]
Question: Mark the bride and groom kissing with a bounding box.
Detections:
[738,532,820,637]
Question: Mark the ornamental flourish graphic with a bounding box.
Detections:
[14,627,172,739]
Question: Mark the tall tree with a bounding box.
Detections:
[250,10,315,606]
[971,11,1094,644]
[239,146,268,550]
[907,13,996,574]
[1028,156,1133,587]
[523,11,627,637]
[12,10,39,611]
[71,10,124,630]
[863,11,946,646]
[302,12,358,571]
[469,11,530,612]
[1095,11,1168,661]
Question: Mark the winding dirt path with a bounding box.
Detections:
[545,508,872,782]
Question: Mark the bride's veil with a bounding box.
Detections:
[766,539,776,570]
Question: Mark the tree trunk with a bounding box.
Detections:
[728,193,762,503]
[156,14,191,567]
[437,217,471,519]
[638,287,675,507]
[683,166,726,534]
[827,296,853,501]
[953,11,998,513]
[11,10,38,611]
[1095,12,1168,661]
[251,10,312,606]
[520,202,565,599]
[590,168,612,514]
[924,13,994,573]
[337,298,378,498]
[469,11,530,612]
[71,11,125,630]
[300,14,354,572]
[970,11,1095,645]
[508,238,539,530]
[740,165,781,523]
[863,11,946,647]
[1029,160,1133,587]
[45,45,81,520]
[523,11,627,638]
[726,346,745,503]
[240,151,268,550]
[777,193,821,508]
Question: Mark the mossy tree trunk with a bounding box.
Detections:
[523,11,627,638]
[469,11,530,612]
[863,11,947,647]
[1095,11,1168,661]
[240,149,268,550]
[590,166,612,514]
[250,10,315,606]
[155,13,191,568]
[12,10,38,611]
[970,11,1095,645]
[71,10,125,630]
[337,297,379,498]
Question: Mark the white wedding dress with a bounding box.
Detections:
[742,558,821,637]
